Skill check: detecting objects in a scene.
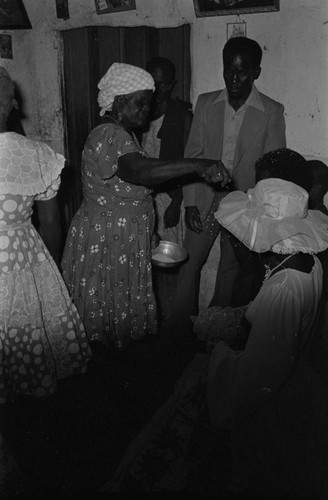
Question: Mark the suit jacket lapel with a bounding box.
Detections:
[234,106,266,168]
[209,99,225,159]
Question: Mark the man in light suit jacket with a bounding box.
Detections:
[172,37,286,331]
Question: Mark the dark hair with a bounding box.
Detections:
[146,57,175,82]
[308,160,328,192]
[223,36,262,68]
[255,148,313,193]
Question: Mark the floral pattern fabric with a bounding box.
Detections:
[0,133,91,404]
[61,123,157,348]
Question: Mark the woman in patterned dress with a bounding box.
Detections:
[61,62,229,350]
[0,68,91,491]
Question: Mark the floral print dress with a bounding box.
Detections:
[61,123,157,348]
[0,132,91,404]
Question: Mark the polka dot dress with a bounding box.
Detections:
[0,132,91,403]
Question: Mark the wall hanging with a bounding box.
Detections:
[95,0,136,15]
[194,0,279,18]
[0,0,31,29]
[0,34,12,58]
[227,21,247,39]
[56,0,70,20]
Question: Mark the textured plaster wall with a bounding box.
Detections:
[0,0,327,161]
[0,0,327,309]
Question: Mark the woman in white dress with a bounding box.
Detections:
[208,148,328,497]
[0,67,91,493]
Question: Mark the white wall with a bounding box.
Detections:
[0,0,327,162]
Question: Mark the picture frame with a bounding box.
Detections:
[55,0,70,20]
[227,22,247,39]
[0,34,12,59]
[194,0,279,18]
[95,0,137,15]
[0,0,31,29]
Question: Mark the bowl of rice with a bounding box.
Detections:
[151,240,188,268]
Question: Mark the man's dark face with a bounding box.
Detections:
[224,53,260,105]
[149,66,174,105]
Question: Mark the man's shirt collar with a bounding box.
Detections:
[215,85,264,112]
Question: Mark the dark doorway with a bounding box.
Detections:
[59,25,191,236]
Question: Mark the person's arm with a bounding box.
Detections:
[182,95,211,233]
[164,188,183,228]
[164,108,193,200]
[36,196,61,265]
[183,110,193,151]
[182,95,206,203]
[208,279,302,429]
[263,103,286,153]
[116,153,229,188]
[163,109,194,228]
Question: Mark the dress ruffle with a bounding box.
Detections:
[0,133,65,197]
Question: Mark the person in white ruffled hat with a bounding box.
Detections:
[61,62,229,351]
[218,150,328,308]
[206,148,328,497]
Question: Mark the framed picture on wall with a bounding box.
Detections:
[95,0,136,15]
[0,34,12,59]
[194,0,279,17]
[0,0,31,29]
[227,22,247,39]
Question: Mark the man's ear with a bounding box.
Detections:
[253,66,261,80]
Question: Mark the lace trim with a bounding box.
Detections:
[0,140,65,197]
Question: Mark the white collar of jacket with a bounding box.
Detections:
[214,85,265,112]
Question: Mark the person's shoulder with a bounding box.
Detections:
[4,133,57,158]
[87,122,121,142]
[92,121,115,133]
[197,89,224,102]
[258,91,284,112]
[194,90,225,110]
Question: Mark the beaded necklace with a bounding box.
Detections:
[263,254,294,281]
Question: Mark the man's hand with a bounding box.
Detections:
[164,200,181,228]
[185,206,203,233]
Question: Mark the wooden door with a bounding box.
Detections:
[59,25,191,236]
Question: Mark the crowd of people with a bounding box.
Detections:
[1,35,328,496]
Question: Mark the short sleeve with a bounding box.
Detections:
[0,133,65,197]
[34,174,61,201]
[84,124,143,181]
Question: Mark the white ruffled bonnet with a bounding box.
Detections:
[215,178,328,255]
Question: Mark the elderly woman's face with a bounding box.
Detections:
[119,89,153,130]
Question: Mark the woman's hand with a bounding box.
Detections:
[198,160,231,187]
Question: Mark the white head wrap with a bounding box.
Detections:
[97,62,155,116]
